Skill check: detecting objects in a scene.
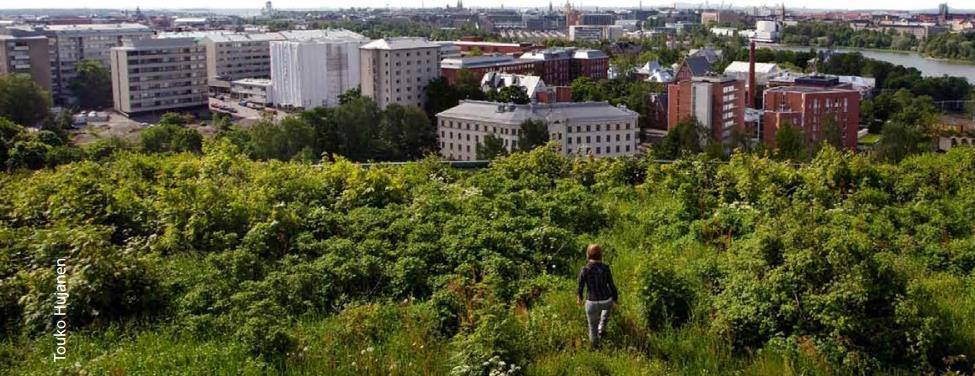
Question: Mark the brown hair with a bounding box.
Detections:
[586,244,602,261]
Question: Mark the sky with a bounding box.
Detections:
[0,0,955,11]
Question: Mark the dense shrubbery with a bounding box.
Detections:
[2,142,975,374]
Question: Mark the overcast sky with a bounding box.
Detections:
[0,0,952,11]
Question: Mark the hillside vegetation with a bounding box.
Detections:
[1,142,974,375]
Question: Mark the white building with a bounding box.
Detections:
[480,72,546,98]
[360,37,441,109]
[436,100,640,160]
[754,20,782,42]
[231,78,273,106]
[110,38,208,115]
[270,30,369,109]
[723,61,783,85]
[569,25,624,42]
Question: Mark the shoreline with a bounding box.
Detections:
[764,43,975,66]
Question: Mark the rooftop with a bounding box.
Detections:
[437,100,638,125]
[723,61,781,74]
[361,37,439,50]
[765,85,860,94]
[441,55,534,69]
[114,37,198,50]
[43,23,150,33]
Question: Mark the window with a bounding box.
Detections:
[596,147,601,154]
[596,135,601,143]
[625,133,631,141]
[586,136,591,143]
[616,134,620,141]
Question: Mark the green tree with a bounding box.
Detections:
[424,77,461,119]
[476,134,508,160]
[455,69,486,101]
[338,87,362,105]
[0,74,51,126]
[158,112,194,126]
[6,140,49,170]
[140,124,203,154]
[68,59,112,109]
[379,104,437,160]
[247,117,315,161]
[874,121,930,163]
[822,116,844,150]
[517,119,549,151]
[570,76,605,102]
[494,85,530,104]
[775,121,807,161]
[655,118,706,159]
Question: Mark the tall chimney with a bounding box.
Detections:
[748,40,756,109]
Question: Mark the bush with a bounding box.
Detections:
[638,259,696,330]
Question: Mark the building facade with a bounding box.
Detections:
[41,23,154,104]
[231,78,273,106]
[667,75,746,142]
[360,37,441,109]
[436,100,640,160]
[0,32,51,92]
[762,85,861,150]
[270,32,368,109]
[569,25,623,42]
[110,37,208,115]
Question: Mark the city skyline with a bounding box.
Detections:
[0,1,962,12]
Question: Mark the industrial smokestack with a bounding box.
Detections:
[748,40,756,109]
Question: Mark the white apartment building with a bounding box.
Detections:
[39,23,154,103]
[360,37,441,109]
[270,30,369,109]
[110,38,208,115]
[436,101,640,160]
[231,78,273,106]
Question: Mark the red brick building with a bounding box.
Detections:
[674,56,714,82]
[667,75,746,142]
[519,47,608,86]
[762,86,861,150]
[440,55,539,85]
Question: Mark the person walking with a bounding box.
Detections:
[577,244,618,349]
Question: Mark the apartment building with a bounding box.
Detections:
[41,23,154,104]
[436,100,640,160]
[667,75,746,142]
[762,85,861,149]
[270,31,369,109]
[360,37,441,109]
[110,38,208,115]
[440,55,538,84]
[568,25,624,42]
[0,32,51,92]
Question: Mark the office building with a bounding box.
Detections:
[270,31,369,109]
[762,84,861,150]
[437,100,640,160]
[110,37,208,115]
[0,32,51,92]
[667,75,746,142]
[231,78,273,106]
[360,37,441,109]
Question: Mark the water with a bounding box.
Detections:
[765,45,975,83]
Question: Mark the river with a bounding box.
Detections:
[762,44,975,83]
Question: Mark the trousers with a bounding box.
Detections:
[585,298,614,347]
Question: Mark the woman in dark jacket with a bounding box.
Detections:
[576,244,618,348]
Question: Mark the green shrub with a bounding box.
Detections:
[638,260,695,330]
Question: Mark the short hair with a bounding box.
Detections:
[586,244,602,261]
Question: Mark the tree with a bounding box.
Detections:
[338,87,362,105]
[468,46,483,56]
[655,118,707,159]
[822,116,844,150]
[494,85,530,104]
[517,119,549,151]
[874,121,930,163]
[455,69,486,101]
[247,117,315,161]
[424,77,462,119]
[570,76,605,102]
[68,60,112,109]
[476,134,508,160]
[775,121,807,161]
[158,112,194,126]
[379,104,437,160]
[0,74,51,126]
[6,140,49,170]
[140,124,203,154]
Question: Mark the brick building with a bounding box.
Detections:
[440,55,538,85]
[667,75,746,142]
[762,85,861,150]
[519,47,608,86]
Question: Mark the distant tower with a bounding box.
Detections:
[262,1,274,16]
[938,3,949,25]
[549,0,553,13]
[778,3,786,22]
[457,0,463,9]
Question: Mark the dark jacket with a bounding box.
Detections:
[577,261,618,302]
